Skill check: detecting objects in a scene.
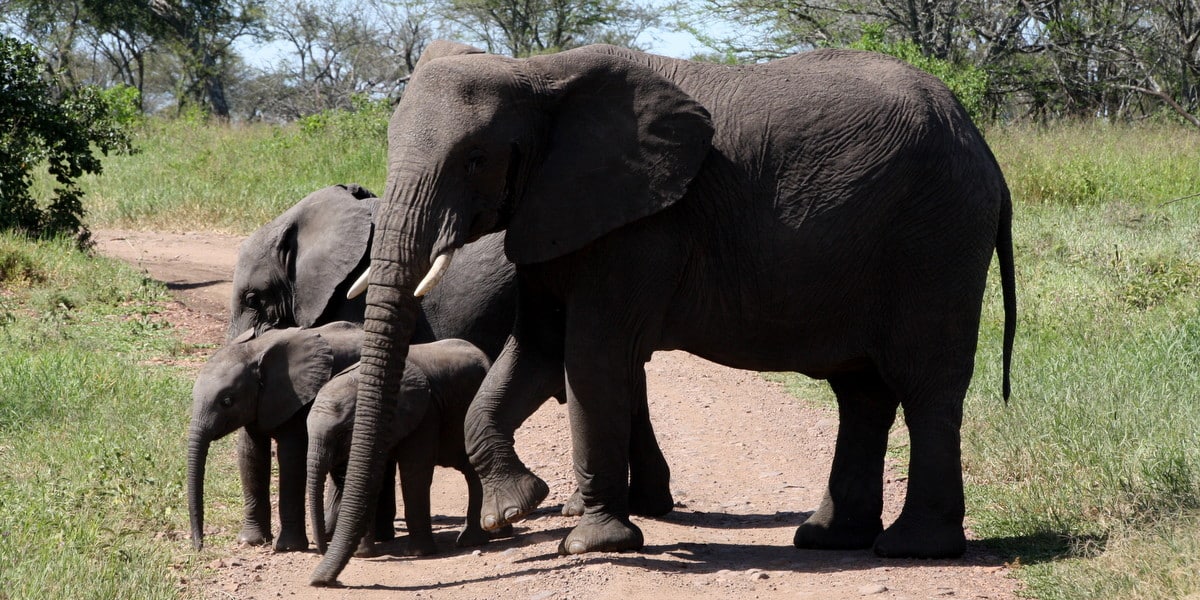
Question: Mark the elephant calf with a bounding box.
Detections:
[307,339,506,557]
[187,321,362,551]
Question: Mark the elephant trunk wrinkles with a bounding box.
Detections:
[310,201,432,585]
[186,428,211,551]
[307,437,333,554]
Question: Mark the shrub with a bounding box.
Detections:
[0,36,135,246]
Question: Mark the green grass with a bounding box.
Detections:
[13,116,1200,598]
[0,233,242,599]
[73,104,390,234]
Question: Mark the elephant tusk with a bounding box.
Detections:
[346,268,371,300]
[414,250,455,298]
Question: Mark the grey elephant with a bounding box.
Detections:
[187,321,362,551]
[230,165,671,513]
[311,41,1017,584]
[307,339,503,557]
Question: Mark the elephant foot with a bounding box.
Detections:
[793,516,881,550]
[273,528,310,552]
[457,522,510,547]
[353,539,380,558]
[236,525,272,547]
[873,514,965,559]
[480,469,548,531]
[404,535,438,557]
[628,481,674,518]
[373,525,396,543]
[558,512,643,555]
[565,486,674,518]
[562,490,585,517]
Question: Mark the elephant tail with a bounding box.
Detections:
[997,187,1016,402]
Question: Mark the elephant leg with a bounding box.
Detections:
[565,382,672,519]
[373,464,397,543]
[795,369,897,550]
[236,429,273,546]
[558,345,644,555]
[398,456,438,556]
[466,335,565,531]
[456,465,509,547]
[873,375,969,559]
[274,424,311,552]
[627,384,673,517]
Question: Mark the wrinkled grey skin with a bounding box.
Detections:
[232,181,673,522]
[310,41,1018,585]
[187,322,362,551]
[229,184,377,342]
[307,340,507,558]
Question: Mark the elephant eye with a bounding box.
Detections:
[219,397,234,408]
[466,150,486,175]
[244,292,258,307]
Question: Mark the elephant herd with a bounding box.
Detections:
[185,39,1016,588]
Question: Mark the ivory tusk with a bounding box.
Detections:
[345,249,455,300]
[346,268,371,299]
[414,250,455,298]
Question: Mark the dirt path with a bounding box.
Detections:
[94,229,1020,600]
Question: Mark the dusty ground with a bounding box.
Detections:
[94,229,1021,600]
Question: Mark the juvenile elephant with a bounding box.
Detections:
[228,182,516,359]
[312,42,1017,584]
[229,184,377,342]
[306,339,502,557]
[187,321,361,551]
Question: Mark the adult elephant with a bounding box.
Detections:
[311,42,1016,584]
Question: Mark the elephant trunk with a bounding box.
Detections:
[307,436,334,554]
[187,427,211,551]
[310,193,433,585]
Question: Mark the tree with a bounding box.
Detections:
[148,0,267,118]
[80,0,160,112]
[445,0,660,56]
[248,0,424,119]
[0,36,134,244]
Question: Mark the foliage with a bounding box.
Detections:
[444,0,661,56]
[850,24,988,123]
[0,36,134,245]
[682,0,1200,125]
[0,233,229,600]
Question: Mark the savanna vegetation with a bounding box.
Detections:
[0,112,1197,600]
[4,0,1200,598]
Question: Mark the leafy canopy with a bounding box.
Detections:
[0,36,135,245]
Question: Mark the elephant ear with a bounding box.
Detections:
[257,329,335,431]
[391,359,432,445]
[505,48,714,265]
[290,185,379,327]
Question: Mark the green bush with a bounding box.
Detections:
[850,24,989,123]
[0,36,134,245]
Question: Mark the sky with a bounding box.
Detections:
[238,2,714,70]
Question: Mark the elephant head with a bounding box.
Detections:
[228,184,377,341]
[310,43,712,584]
[305,362,432,554]
[187,327,337,550]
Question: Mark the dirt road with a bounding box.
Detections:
[94,229,1020,600]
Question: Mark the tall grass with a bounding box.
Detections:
[0,233,242,599]
[75,102,391,234]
